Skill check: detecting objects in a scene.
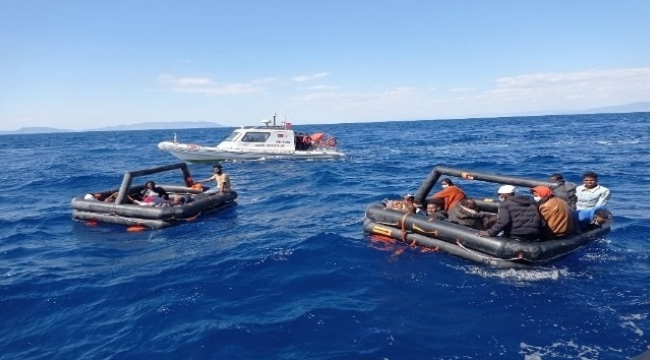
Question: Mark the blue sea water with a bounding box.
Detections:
[1,113,649,360]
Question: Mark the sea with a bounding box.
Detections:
[1,113,649,360]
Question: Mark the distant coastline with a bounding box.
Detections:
[2,102,649,135]
[0,121,224,135]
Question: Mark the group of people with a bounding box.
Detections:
[84,164,233,207]
[389,171,612,242]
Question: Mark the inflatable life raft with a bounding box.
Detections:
[71,163,237,229]
[364,165,610,268]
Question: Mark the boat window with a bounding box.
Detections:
[241,132,271,142]
[223,132,240,141]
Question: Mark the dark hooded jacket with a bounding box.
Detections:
[552,181,578,211]
[448,202,485,230]
[487,196,542,240]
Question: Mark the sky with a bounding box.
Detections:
[1,0,649,131]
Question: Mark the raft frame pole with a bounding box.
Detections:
[414,165,559,205]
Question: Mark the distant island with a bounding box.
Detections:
[2,102,650,135]
[0,121,224,135]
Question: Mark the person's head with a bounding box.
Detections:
[441,178,454,188]
[593,208,612,226]
[460,198,477,210]
[583,171,599,189]
[497,185,516,201]
[170,196,186,206]
[145,181,156,189]
[404,194,415,204]
[213,164,223,175]
[531,186,553,202]
[389,200,404,209]
[426,197,444,214]
[403,203,416,214]
[549,173,564,183]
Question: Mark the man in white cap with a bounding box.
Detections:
[478,184,542,241]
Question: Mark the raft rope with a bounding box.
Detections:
[399,213,418,246]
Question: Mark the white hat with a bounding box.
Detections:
[497,185,516,194]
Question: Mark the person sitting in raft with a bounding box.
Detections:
[431,178,466,212]
[384,194,420,213]
[478,185,542,241]
[133,194,186,207]
[448,198,490,230]
[403,194,426,216]
[135,181,168,201]
[84,192,121,203]
[574,207,612,232]
[531,186,576,239]
[196,164,232,195]
[384,199,404,210]
[424,197,448,221]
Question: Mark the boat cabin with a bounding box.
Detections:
[217,125,338,152]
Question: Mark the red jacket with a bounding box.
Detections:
[432,186,466,211]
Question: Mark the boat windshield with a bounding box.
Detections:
[223,131,240,142]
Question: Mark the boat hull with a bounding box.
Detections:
[158,141,345,162]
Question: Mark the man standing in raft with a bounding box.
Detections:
[576,171,610,210]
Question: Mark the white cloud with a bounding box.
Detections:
[448,87,475,93]
[294,67,650,120]
[304,85,338,90]
[479,67,650,110]
[251,77,278,84]
[155,66,650,124]
[158,74,265,96]
[292,72,330,82]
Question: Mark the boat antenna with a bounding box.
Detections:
[272,112,277,126]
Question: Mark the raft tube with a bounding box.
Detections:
[365,203,609,267]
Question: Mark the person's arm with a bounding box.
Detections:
[196,174,215,183]
[487,206,511,237]
[595,187,611,207]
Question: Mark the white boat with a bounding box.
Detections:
[157,113,345,162]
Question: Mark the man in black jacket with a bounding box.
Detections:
[478,185,542,241]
